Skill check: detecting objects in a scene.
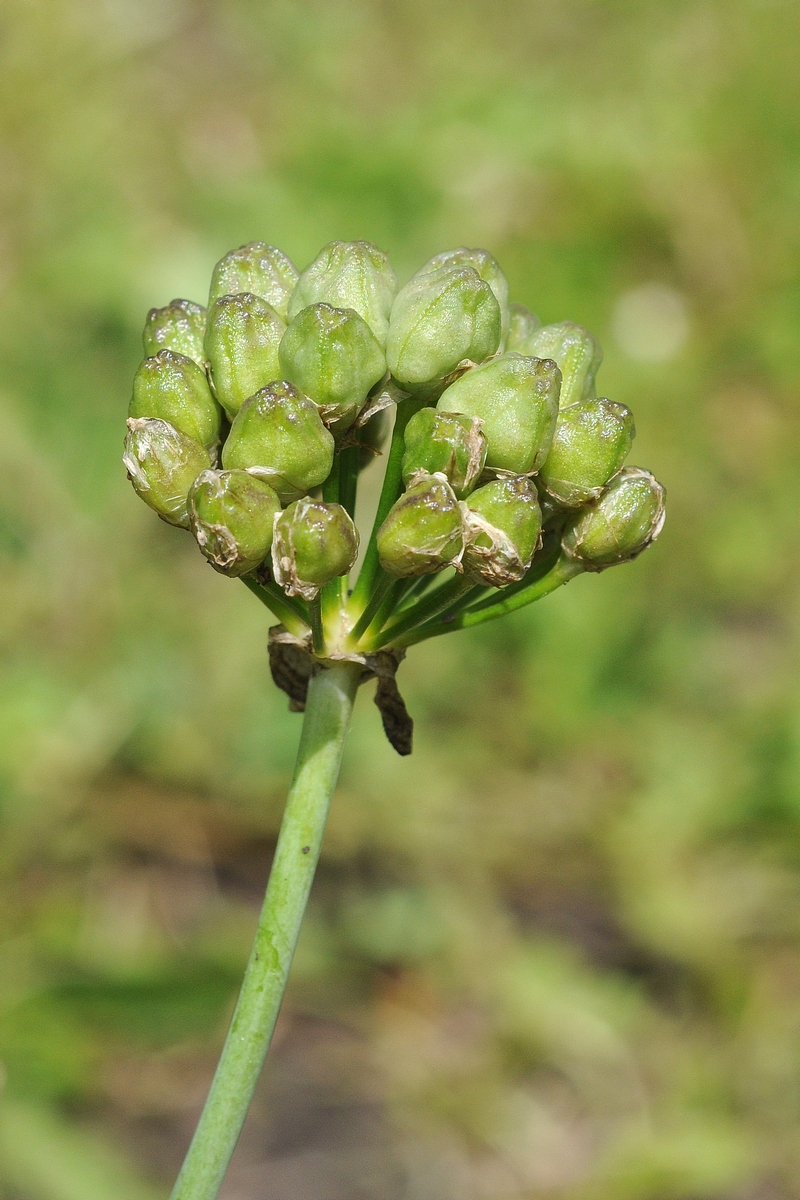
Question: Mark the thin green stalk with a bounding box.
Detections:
[348,573,402,644]
[241,576,309,636]
[339,445,359,518]
[349,396,426,610]
[399,556,583,646]
[369,573,472,649]
[170,662,361,1200]
[309,596,326,655]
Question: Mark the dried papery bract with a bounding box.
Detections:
[189,469,281,576]
[377,472,465,577]
[272,497,359,600]
[461,476,542,586]
[123,417,210,528]
[401,408,487,500]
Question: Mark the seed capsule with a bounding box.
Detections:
[505,303,542,354]
[522,321,602,407]
[461,476,542,587]
[221,380,335,504]
[288,241,397,347]
[142,299,207,365]
[208,243,298,318]
[437,353,560,475]
[377,473,464,577]
[401,408,487,500]
[204,293,285,420]
[539,398,635,508]
[189,469,281,577]
[562,466,665,570]
[129,350,222,452]
[123,417,210,528]
[386,264,501,388]
[418,247,510,345]
[272,497,359,601]
[279,303,386,436]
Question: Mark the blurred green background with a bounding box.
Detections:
[1,1,799,1197]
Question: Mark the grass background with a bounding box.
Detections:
[1,1,799,1196]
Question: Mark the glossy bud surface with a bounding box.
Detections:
[437,353,560,475]
[562,466,666,569]
[129,350,221,452]
[123,417,210,528]
[523,320,602,408]
[539,398,635,508]
[272,498,359,600]
[204,293,285,419]
[208,243,298,318]
[505,303,542,354]
[377,473,464,577]
[402,408,487,500]
[143,299,207,365]
[419,247,510,345]
[462,476,542,586]
[386,264,501,387]
[189,469,281,577]
[288,241,396,347]
[279,303,386,435]
[221,381,334,504]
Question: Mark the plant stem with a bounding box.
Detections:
[241,576,309,636]
[399,555,583,646]
[309,596,326,655]
[369,573,472,649]
[349,396,426,611]
[348,573,401,644]
[169,662,361,1200]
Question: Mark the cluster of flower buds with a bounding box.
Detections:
[125,240,664,745]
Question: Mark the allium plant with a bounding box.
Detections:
[124,240,665,1199]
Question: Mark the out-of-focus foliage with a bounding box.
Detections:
[1,1,799,1197]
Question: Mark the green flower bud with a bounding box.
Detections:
[129,350,222,452]
[377,473,464,577]
[401,408,487,500]
[523,321,602,407]
[123,417,210,528]
[419,247,510,345]
[142,299,207,364]
[355,405,391,470]
[505,303,542,354]
[461,476,542,587]
[189,469,281,577]
[437,353,560,475]
[539,398,635,508]
[386,265,501,387]
[208,243,298,319]
[204,293,285,419]
[288,241,396,347]
[278,303,386,436]
[272,497,359,601]
[221,381,335,504]
[562,466,665,570]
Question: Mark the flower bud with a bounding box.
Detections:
[562,467,665,570]
[419,247,510,345]
[272,497,359,600]
[401,408,487,500]
[142,299,207,365]
[208,242,298,319]
[437,353,560,475]
[279,303,386,435]
[386,265,501,388]
[377,473,464,577]
[288,241,396,346]
[204,293,285,420]
[129,350,222,452]
[189,469,281,577]
[123,417,210,528]
[356,406,391,470]
[505,303,542,354]
[461,476,542,587]
[539,398,635,508]
[221,380,335,504]
[523,321,602,407]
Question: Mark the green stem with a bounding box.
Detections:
[339,445,359,519]
[349,396,426,610]
[309,596,326,655]
[398,555,583,646]
[169,662,361,1200]
[348,573,402,644]
[241,576,309,636]
[369,573,472,650]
